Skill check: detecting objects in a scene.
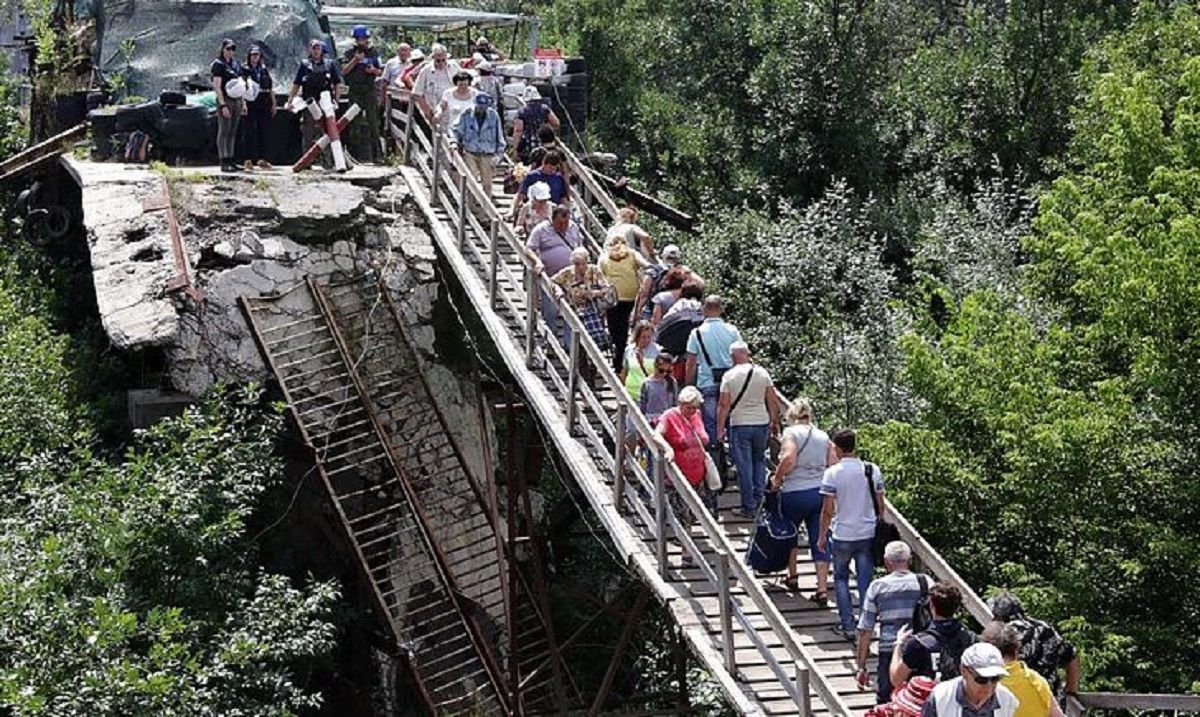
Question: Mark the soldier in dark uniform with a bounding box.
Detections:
[341,25,382,163]
[287,39,342,168]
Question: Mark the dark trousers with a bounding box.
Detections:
[876,649,893,704]
[241,102,270,162]
[607,300,634,373]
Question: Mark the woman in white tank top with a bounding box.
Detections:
[770,397,837,602]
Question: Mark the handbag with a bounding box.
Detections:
[864,463,900,563]
[685,420,722,491]
[592,282,618,312]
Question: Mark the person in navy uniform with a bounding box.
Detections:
[287,39,343,168]
[210,38,243,172]
[240,45,276,170]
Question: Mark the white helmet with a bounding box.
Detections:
[225,77,247,99]
[242,79,260,102]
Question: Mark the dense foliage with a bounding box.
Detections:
[0,245,338,714]
[544,0,1200,695]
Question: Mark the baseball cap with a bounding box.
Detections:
[409,49,425,61]
[352,25,370,39]
[522,86,542,102]
[661,244,682,261]
[248,45,262,55]
[474,93,494,107]
[961,643,1008,678]
[221,38,236,50]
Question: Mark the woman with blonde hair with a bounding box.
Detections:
[770,397,837,602]
[600,236,650,372]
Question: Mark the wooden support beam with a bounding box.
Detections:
[592,170,698,235]
[588,586,650,716]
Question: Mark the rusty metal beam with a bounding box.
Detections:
[587,586,649,716]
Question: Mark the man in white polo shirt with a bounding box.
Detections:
[818,427,885,640]
[716,341,781,516]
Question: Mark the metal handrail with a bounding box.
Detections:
[400,108,849,716]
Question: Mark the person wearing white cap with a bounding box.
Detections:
[516,180,553,235]
[918,642,1019,717]
[716,340,782,517]
[634,243,683,322]
[381,42,411,103]
[473,59,504,109]
[511,86,560,163]
[400,48,425,90]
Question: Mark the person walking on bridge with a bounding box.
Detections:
[856,540,933,705]
[453,94,504,199]
[919,643,1019,717]
[818,427,885,640]
[655,386,718,563]
[600,236,650,374]
[551,247,614,370]
[686,295,741,468]
[770,397,835,600]
[987,593,1080,697]
[526,206,584,349]
[982,622,1065,717]
[891,583,977,685]
[414,43,459,122]
[716,341,781,518]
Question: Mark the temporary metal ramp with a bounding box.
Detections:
[241,276,567,714]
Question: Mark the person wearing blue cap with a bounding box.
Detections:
[240,45,276,170]
[343,25,379,163]
[342,25,382,162]
[453,92,505,199]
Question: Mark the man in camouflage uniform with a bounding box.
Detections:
[341,25,383,163]
[989,592,1081,696]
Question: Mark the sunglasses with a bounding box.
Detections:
[970,673,1002,686]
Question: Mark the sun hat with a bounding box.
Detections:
[529,182,551,201]
[892,677,937,717]
[409,49,425,61]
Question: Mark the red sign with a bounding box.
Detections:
[533,48,563,59]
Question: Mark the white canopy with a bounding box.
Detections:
[321,5,525,31]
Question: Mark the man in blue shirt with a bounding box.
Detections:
[685,295,742,470]
[512,151,569,220]
[454,94,505,197]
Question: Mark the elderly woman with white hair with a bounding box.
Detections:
[551,246,614,354]
[770,397,837,602]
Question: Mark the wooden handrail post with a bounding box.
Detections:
[566,328,580,435]
[654,456,667,578]
[431,131,442,204]
[403,96,415,163]
[613,403,627,509]
[524,269,538,368]
[488,219,499,309]
[716,549,735,674]
[794,662,812,716]
[456,172,467,250]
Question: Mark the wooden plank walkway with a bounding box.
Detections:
[396,126,870,715]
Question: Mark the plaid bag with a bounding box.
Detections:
[578,304,611,351]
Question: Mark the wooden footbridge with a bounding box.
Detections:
[233,96,1200,716]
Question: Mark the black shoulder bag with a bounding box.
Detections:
[695,330,728,384]
[864,463,900,564]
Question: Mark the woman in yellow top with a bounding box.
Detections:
[599,236,649,373]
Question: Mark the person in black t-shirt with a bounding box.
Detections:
[211,38,244,172]
[287,39,343,169]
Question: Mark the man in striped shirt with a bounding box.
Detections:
[857,540,932,705]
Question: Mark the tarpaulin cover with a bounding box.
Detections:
[93,0,327,96]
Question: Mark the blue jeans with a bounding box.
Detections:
[540,287,572,351]
[699,384,720,443]
[831,537,874,631]
[779,488,832,562]
[730,424,769,512]
[876,649,893,704]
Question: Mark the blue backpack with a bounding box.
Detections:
[746,492,797,574]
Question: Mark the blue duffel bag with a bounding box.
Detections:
[746,492,797,575]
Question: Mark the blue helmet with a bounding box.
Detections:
[352,25,370,39]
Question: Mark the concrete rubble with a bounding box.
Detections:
[62,158,442,398]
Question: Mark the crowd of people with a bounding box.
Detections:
[206,28,539,175]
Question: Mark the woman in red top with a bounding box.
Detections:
[655,386,716,564]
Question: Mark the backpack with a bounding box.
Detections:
[915,625,975,681]
[910,574,932,633]
[124,130,151,163]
